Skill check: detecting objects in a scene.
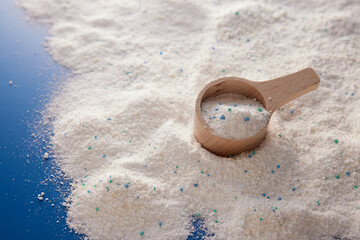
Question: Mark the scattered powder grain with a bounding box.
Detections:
[19,0,360,239]
[202,93,270,139]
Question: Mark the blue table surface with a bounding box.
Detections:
[0,1,211,239]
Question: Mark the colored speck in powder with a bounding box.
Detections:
[194,183,198,187]
[109,179,113,183]
[215,108,218,111]
[278,197,282,201]
[334,139,339,144]
[179,68,183,73]
[96,207,99,212]
[290,110,294,114]
[212,46,215,50]
[355,186,358,189]
[108,118,111,120]
[278,134,282,137]
[248,155,252,158]
[94,136,97,139]
[159,222,162,227]
[82,183,85,186]
[174,171,176,173]
[260,217,263,221]
[346,172,350,176]
[324,28,328,32]
[140,231,144,236]
[292,188,296,191]
[88,191,90,193]
[201,171,204,174]
[271,170,275,173]
[103,154,106,158]
[88,146,92,150]
[215,220,218,223]
[244,116,250,121]
[180,188,183,192]
[235,11,239,15]
[153,187,156,191]
[125,184,129,188]
[246,39,250,42]
[228,108,232,112]
[244,170,248,173]
[257,107,263,112]
[277,165,280,169]
[335,175,340,179]
[267,196,270,199]
[317,201,320,206]
[234,104,237,107]
[213,209,217,213]
[222,69,225,73]
[160,51,163,55]
[126,72,130,75]
[262,193,266,197]
[252,151,256,155]
[235,196,237,200]
[220,115,226,120]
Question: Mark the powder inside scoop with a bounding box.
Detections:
[202,93,270,139]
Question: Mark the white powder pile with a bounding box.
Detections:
[20,0,360,239]
[202,93,270,139]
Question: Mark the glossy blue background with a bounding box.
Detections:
[0,0,81,239]
[0,1,210,239]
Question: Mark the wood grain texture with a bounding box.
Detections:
[254,68,321,112]
[194,68,320,157]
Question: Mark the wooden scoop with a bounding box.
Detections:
[194,68,320,157]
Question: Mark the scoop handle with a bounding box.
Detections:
[253,68,320,112]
